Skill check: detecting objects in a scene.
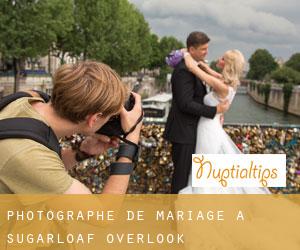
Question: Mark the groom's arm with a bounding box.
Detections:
[173,68,217,118]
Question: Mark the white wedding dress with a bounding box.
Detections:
[179,86,270,194]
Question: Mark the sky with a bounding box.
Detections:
[129,0,300,62]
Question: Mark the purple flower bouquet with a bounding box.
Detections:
[165,50,183,68]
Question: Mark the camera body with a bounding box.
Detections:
[96,93,135,137]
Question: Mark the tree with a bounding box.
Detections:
[47,1,74,68]
[209,60,221,73]
[133,9,153,70]
[152,36,184,90]
[285,53,300,72]
[50,3,74,65]
[147,35,185,69]
[0,0,73,92]
[148,34,161,69]
[270,66,300,85]
[159,36,184,67]
[103,0,152,74]
[247,49,278,80]
[66,0,112,61]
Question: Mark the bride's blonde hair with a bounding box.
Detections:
[222,50,245,89]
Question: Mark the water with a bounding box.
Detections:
[224,94,300,125]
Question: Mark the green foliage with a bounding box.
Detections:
[147,35,183,89]
[257,83,271,104]
[50,0,154,73]
[285,53,300,72]
[0,0,184,81]
[159,36,184,68]
[0,0,73,59]
[66,0,112,61]
[270,66,300,85]
[0,0,73,91]
[148,34,162,69]
[159,36,184,55]
[256,84,264,96]
[249,81,256,91]
[104,0,152,73]
[247,49,278,80]
[209,60,221,73]
[282,83,294,114]
[262,83,271,106]
[140,34,184,70]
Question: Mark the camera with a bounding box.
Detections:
[96,93,135,137]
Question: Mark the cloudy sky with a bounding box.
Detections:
[129,0,300,62]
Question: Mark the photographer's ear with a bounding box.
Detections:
[86,113,103,128]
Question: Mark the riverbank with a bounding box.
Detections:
[224,94,300,125]
[247,83,300,117]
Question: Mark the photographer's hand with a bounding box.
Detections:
[61,135,119,170]
[119,92,143,144]
[64,93,143,194]
[102,94,142,194]
[80,134,119,155]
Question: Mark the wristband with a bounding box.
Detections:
[109,162,134,175]
[116,143,139,162]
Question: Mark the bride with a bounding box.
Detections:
[174,49,270,194]
[166,50,297,250]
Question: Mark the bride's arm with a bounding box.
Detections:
[184,53,229,98]
[198,61,223,79]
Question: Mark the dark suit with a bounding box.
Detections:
[164,59,217,193]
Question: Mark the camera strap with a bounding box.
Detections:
[119,111,144,146]
[0,91,61,158]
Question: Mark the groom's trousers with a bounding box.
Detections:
[171,143,195,194]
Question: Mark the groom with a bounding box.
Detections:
[164,31,229,194]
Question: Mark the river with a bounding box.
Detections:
[224,93,300,125]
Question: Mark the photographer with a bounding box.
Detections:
[0,61,142,194]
